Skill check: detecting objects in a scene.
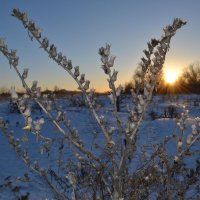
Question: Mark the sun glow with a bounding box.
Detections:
[164,69,179,84]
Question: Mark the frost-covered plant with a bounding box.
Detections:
[1,8,200,200]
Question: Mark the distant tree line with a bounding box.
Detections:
[0,85,106,99]
[2,62,200,98]
[124,62,200,94]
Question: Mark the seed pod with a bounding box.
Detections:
[39,118,45,125]
[163,25,174,37]
[21,12,28,22]
[151,38,159,47]
[22,68,29,79]
[99,47,105,56]
[186,135,193,146]
[129,121,136,131]
[34,121,41,131]
[107,55,116,68]
[10,87,18,99]
[31,81,37,92]
[62,56,68,67]
[174,155,179,163]
[141,57,149,66]
[102,65,110,74]
[19,105,25,111]
[129,111,138,122]
[99,115,105,123]
[111,70,118,82]
[172,18,187,29]
[23,124,31,130]
[32,27,41,38]
[74,66,80,78]
[108,126,115,135]
[138,95,145,105]
[41,37,49,49]
[177,140,183,152]
[24,107,31,117]
[27,21,36,31]
[147,42,153,54]
[46,100,52,111]
[34,160,40,170]
[67,172,77,186]
[67,60,73,70]
[36,87,41,97]
[157,46,165,56]
[3,45,8,54]
[150,66,157,74]
[57,52,63,63]
[49,44,57,58]
[13,56,19,66]
[104,43,111,56]
[137,104,143,114]
[160,42,169,51]
[10,49,17,59]
[83,80,90,90]
[191,124,197,135]
[101,56,108,64]
[0,38,5,48]
[143,49,150,59]
[79,74,85,84]
[99,43,110,56]
[56,111,63,121]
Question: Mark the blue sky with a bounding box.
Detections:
[0,0,200,92]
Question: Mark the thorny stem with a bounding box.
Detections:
[0,39,111,200]
[108,72,126,135]
[99,44,126,137]
[133,134,174,176]
[0,124,69,200]
[0,45,101,164]
[118,18,187,177]
[118,85,154,172]
[12,9,113,146]
[1,53,51,142]
[130,85,155,141]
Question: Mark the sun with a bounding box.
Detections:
[164,70,179,84]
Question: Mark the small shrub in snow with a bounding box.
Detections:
[149,111,158,120]
[8,99,20,114]
[0,8,200,200]
[163,105,179,118]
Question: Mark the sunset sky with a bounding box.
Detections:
[0,0,200,92]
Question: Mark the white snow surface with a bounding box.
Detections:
[0,94,200,199]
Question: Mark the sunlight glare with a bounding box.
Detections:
[164,70,179,84]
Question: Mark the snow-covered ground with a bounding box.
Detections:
[0,94,200,199]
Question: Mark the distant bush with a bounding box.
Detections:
[163,105,179,118]
[8,100,20,113]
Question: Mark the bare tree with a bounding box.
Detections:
[176,62,200,93]
[182,62,200,84]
